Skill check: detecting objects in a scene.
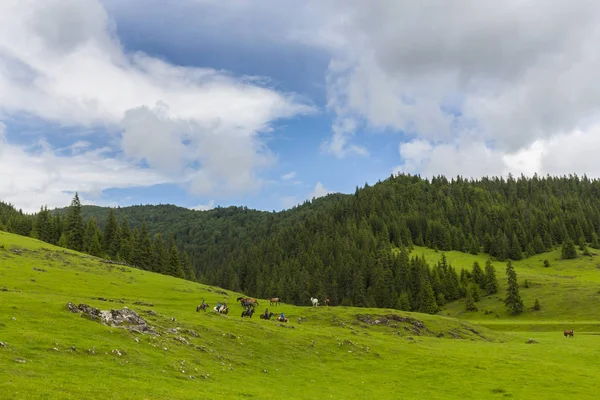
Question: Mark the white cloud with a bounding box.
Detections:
[309,181,330,200]
[191,200,215,211]
[281,171,296,180]
[301,1,600,168]
[393,122,600,179]
[0,0,313,208]
[0,139,170,212]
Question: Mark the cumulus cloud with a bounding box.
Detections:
[393,123,600,180]
[0,0,313,208]
[309,181,330,200]
[191,200,215,212]
[0,138,170,212]
[311,0,600,167]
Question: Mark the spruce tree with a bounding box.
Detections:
[396,292,411,311]
[561,237,577,259]
[166,234,184,278]
[484,259,498,294]
[504,261,524,315]
[591,232,600,249]
[134,222,153,270]
[64,193,84,251]
[465,286,478,311]
[471,261,485,289]
[417,274,438,314]
[103,209,120,258]
[510,233,522,260]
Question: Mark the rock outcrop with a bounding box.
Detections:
[66,302,153,333]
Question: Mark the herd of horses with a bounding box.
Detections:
[198,297,575,337]
[195,295,329,323]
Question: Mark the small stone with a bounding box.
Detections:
[262,369,267,373]
[14,358,26,363]
[71,346,77,351]
[51,347,59,352]
[11,317,16,321]
[0,341,7,347]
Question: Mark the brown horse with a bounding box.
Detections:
[269,297,280,306]
[564,329,574,338]
[237,297,259,308]
[324,298,330,307]
[196,303,209,312]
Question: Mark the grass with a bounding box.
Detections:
[409,246,600,329]
[1,231,600,399]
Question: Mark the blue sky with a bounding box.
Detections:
[2,0,600,212]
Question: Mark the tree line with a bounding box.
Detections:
[0,194,195,281]
[1,173,599,311]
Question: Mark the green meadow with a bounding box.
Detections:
[1,231,600,399]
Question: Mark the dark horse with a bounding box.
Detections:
[241,308,255,318]
[324,298,330,307]
[196,303,209,312]
[564,329,574,338]
[269,297,280,306]
[260,312,275,320]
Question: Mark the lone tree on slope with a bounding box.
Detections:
[504,261,524,315]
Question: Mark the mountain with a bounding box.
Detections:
[36,173,600,310]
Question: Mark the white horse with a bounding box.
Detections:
[310,297,319,307]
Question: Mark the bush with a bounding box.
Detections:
[523,279,530,288]
[543,259,550,268]
[533,299,541,311]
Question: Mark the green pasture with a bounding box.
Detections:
[1,231,599,399]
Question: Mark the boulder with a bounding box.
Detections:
[66,302,153,333]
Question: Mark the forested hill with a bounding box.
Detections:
[3,174,600,310]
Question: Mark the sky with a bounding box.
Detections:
[3,0,600,213]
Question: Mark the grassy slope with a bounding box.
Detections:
[409,246,600,331]
[1,231,599,399]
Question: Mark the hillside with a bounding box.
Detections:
[1,231,600,399]
[6,173,600,310]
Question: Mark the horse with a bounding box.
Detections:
[241,308,255,318]
[269,297,280,306]
[238,297,259,308]
[324,298,330,307]
[260,312,275,320]
[310,297,319,307]
[196,303,209,312]
[564,329,574,338]
[213,304,228,314]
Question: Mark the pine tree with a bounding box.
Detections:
[151,233,168,274]
[57,233,68,248]
[88,231,103,257]
[561,237,577,259]
[465,286,478,311]
[396,292,411,311]
[181,252,197,281]
[578,236,587,251]
[103,209,120,258]
[83,218,102,255]
[134,222,153,270]
[470,283,481,302]
[591,232,600,249]
[504,261,524,315]
[64,193,84,251]
[471,261,485,289]
[417,274,438,314]
[166,234,184,278]
[509,233,522,260]
[484,259,498,294]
